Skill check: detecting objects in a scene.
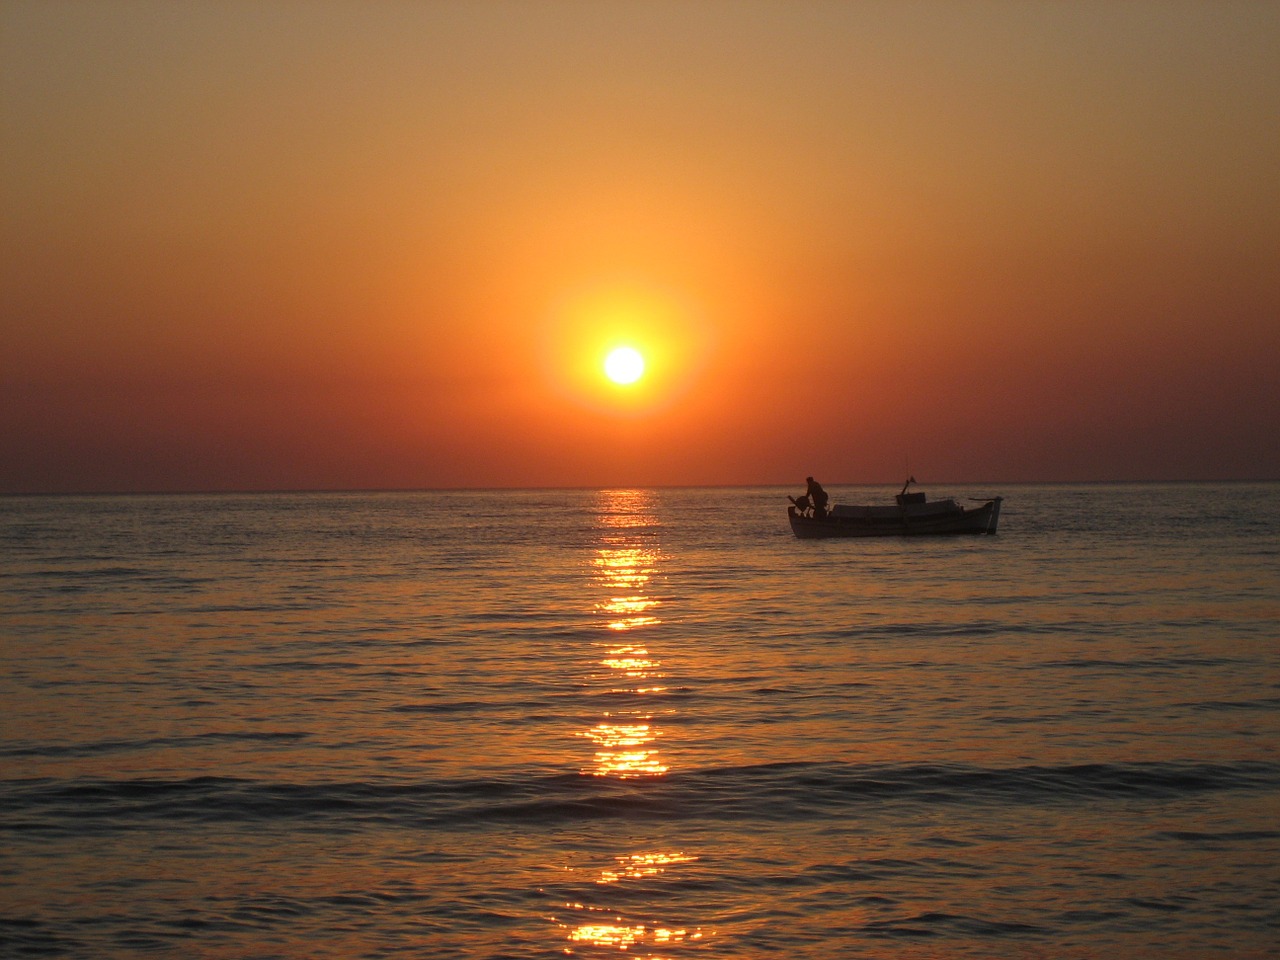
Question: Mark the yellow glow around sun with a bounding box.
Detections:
[541,279,711,412]
[604,346,645,385]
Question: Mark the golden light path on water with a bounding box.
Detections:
[555,490,708,955]
[580,525,668,779]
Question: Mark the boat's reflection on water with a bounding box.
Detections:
[556,490,707,955]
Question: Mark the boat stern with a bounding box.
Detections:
[985,496,1003,534]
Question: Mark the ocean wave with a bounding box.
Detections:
[0,730,310,760]
[5,760,1276,836]
[1033,655,1249,673]
[860,910,1049,939]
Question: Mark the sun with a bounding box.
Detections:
[604,346,645,385]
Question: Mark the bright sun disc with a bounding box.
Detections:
[604,347,645,385]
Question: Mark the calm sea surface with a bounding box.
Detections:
[2,483,1278,958]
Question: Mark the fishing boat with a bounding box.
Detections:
[788,479,1002,538]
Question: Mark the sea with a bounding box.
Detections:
[2,483,1278,959]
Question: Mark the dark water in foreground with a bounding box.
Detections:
[2,483,1278,958]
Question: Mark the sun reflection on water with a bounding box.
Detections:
[598,852,698,884]
[556,491,710,952]
[582,493,671,780]
[555,851,706,954]
[564,919,703,952]
[600,645,659,675]
[580,717,668,778]
[595,549,660,632]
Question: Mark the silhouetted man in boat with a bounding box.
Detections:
[805,476,829,519]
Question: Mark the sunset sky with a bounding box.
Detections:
[3,1,1277,492]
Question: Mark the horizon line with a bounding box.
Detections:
[3,477,1277,498]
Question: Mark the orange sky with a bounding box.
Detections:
[3,1,1278,492]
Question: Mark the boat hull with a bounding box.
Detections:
[788,497,1002,538]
